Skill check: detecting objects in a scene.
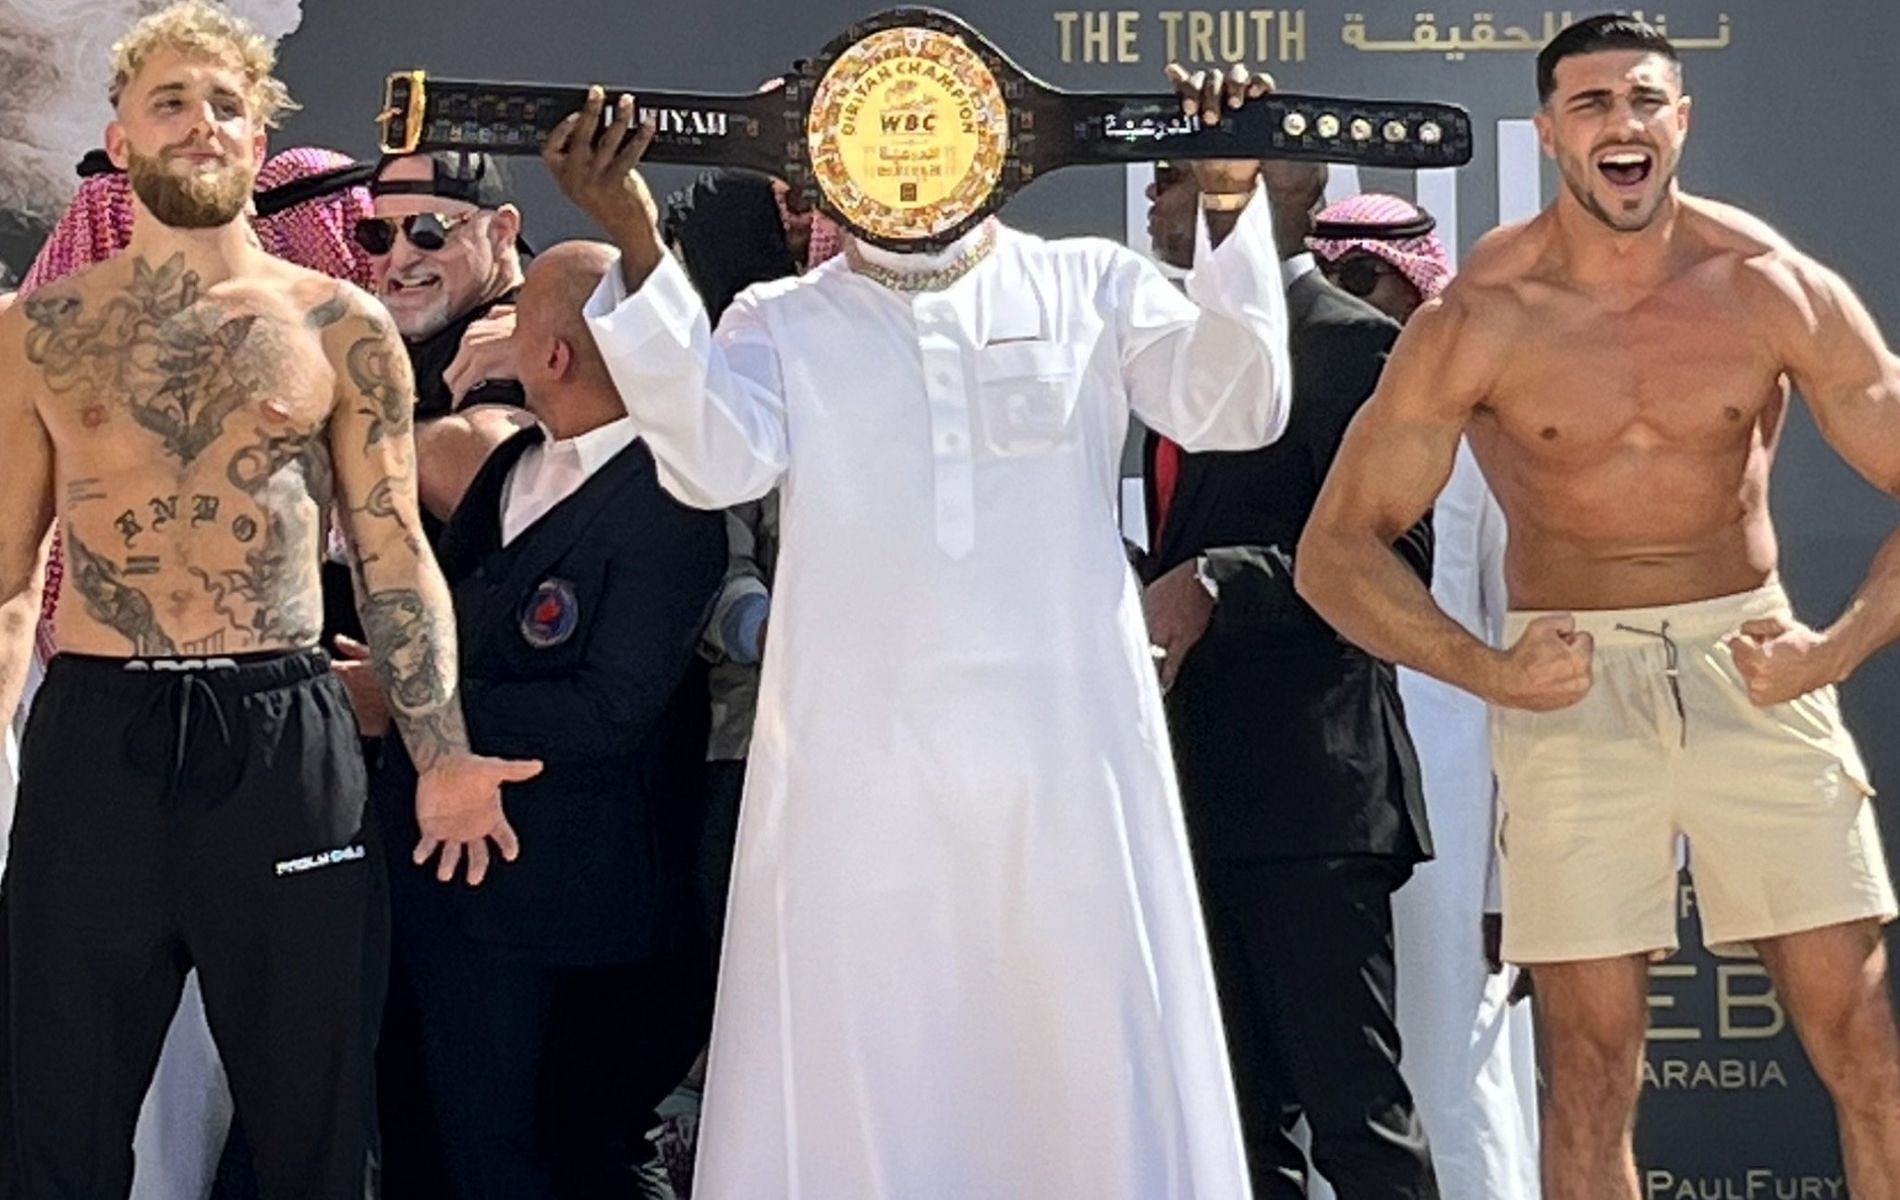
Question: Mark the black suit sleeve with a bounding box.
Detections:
[1302,316,1398,487]
[1198,543,1302,627]
[1298,316,1432,585]
[1196,315,1428,625]
[461,506,726,761]
[460,378,527,412]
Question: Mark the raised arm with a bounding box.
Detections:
[543,89,666,296]
[1737,254,1900,702]
[1296,290,1589,711]
[414,404,535,522]
[1115,199,1290,453]
[1122,68,1291,452]
[579,260,790,510]
[0,296,54,729]
[320,289,539,885]
[544,90,789,510]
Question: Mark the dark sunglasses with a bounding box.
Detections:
[351,210,479,255]
[1324,255,1394,299]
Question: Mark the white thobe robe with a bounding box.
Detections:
[587,193,1289,1199]
[1395,440,1541,1198]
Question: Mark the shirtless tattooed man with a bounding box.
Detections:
[1298,15,1900,1200]
[0,4,538,1194]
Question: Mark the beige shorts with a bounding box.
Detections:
[1493,583,1897,963]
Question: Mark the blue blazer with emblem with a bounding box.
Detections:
[377,425,727,965]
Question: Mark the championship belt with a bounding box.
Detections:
[377,6,1473,251]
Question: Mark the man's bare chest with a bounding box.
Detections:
[1485,292,1780,452]
[23,263,336,469]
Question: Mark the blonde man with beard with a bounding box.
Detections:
[0,4,537,1194]
[6,138,385,1200]
[0,0,304,283]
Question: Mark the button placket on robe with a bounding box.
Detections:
[915,292,976,558]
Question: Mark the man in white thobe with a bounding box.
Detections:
[550,70,1289,1199]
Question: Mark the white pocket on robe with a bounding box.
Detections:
[974,341,1080,456]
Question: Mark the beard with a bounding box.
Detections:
[383,290,455,340]
[127,147,253,229]
[380,249,495,341]
[1560,150,1675,234]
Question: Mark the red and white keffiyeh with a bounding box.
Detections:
[1306,192,1452,302]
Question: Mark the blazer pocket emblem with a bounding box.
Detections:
[520,577,581,649]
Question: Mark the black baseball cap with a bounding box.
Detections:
[370,150,511,208]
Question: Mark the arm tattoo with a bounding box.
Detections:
[64,531,178,655]
[24,255,279,465]
[306,290,350,330]
[359,585,464,768]
[346,316,411,445]
[334,304,459,764]
[350,476,399,521]
[302,436,337,517]
[361,588,439,707]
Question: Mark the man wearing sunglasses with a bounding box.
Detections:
[1140,155,1440,1199]
[361,152,534,537]
[1308,196,1450,326]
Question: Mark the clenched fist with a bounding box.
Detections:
[1726,615,1846,706]
[1485,614,1594,711]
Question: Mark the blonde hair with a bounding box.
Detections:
[108,1,298,128]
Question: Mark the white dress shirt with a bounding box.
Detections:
[586,191,1289,1200]
[498,417,638,546]
[1282,249,1318,288]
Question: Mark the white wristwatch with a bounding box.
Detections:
[1193,554,1220,601]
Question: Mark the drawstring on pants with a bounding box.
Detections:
[131,668,237,806]
[1613,619,1687,748]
